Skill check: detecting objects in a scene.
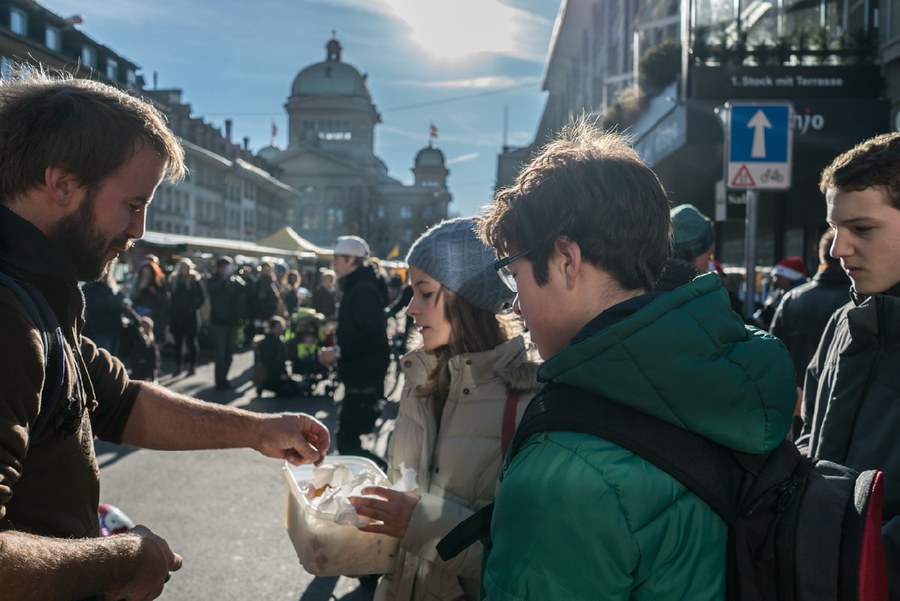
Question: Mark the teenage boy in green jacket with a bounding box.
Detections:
[477,121,796,600]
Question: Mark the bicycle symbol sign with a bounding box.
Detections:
[726,101,793,191]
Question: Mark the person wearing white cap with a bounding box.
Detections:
[347,218,541,600]
[319,235,390,468]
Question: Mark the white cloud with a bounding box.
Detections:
[446,152,479,165]
[383,0,549,62]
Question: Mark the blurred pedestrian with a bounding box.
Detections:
[251,261,284,334]
[281,269,303,316]
[311,268,337,320]
[130,316,161,382]
[131,253,170,342]
[770,230,851,386]
[167,258,206,376]
[83,269,127,355]
[754,256,808,329]
[206,256,247,390]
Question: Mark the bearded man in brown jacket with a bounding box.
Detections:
[0,71,330,600]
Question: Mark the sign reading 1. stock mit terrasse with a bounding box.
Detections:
[726,101,793,191]
[692,66,881,100]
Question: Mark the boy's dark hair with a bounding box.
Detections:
[0,67,185,203]
[479,119,670,292]
[819,132,900,209]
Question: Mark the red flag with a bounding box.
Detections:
[430,123,438,139]
[271,122,278,137]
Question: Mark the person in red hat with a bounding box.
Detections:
[753,256,809,329]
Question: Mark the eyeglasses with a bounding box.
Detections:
[494,248,528,291]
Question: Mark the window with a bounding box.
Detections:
[316,120,352,141]
[400,206,413,219]
[106,58,117,81]
[125,68,137,89]
[46,25,61,50]
[9,8,26,35]
[81,45,96,68]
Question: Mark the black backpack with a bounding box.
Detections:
[0,268,67,445]
[438,382,889,601]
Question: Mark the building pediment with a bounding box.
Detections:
[270,146,369,177]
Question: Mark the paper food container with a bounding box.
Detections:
[283,456,399,576]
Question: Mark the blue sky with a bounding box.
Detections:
[39,0,562,219]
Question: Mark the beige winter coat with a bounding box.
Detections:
[375,335,542,601]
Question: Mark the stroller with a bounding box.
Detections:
[284,307,338,397]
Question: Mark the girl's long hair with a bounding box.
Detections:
[416,286,518,403]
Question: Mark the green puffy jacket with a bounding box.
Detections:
[482,274,796,601]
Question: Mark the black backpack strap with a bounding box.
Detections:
[0,269,67,445]
[436,503,493,561]
[436,382,771,561]
[506,382,750,524]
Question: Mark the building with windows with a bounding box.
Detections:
[0,0,303,247]
[500,0,889,271]
[260,36,452,257]
[0,0,138,88]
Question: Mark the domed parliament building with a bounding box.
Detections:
[260,37,452,257]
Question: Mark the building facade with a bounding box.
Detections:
[500,0,890,272]
[0,0,138,89]
[260,37,452,257]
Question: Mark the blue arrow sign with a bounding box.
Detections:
[729,104,790,163]
[726,101,793,191]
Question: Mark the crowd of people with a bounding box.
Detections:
[79,251,342,389]
[0,70,897,601]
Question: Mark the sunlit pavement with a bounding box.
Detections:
[96,347,402,601]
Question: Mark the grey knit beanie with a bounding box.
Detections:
[671,204,715,262]
[406,217,515,314]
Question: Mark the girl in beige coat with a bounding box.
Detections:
[350,218,541,601]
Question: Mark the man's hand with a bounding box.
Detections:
[350,486,420,539]
[253,413,330,466]
[0,524,180,601]
[104,525,181,601]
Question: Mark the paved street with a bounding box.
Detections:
[97,347,403,601]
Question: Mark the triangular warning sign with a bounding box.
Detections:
[731,165,755,187]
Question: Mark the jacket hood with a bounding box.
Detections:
[538,273,795,454]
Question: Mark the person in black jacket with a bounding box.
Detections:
[206,256,246,390]
[167,258,206,376]
[770,229,851,387]
[319,236,389,469]
[82,270,127,355]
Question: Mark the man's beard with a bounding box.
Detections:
[52,189,133,281]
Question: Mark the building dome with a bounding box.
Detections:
[291,37,371,99]
[257,145,282,162]
[415,145,445,167]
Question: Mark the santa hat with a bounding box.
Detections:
[772,257,808,282]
